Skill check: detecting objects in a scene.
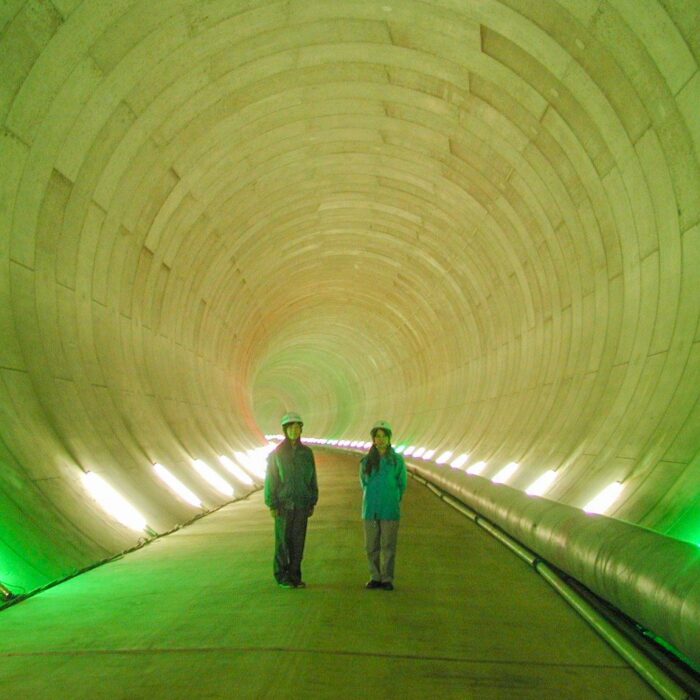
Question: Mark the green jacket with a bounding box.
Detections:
[360,449,407,520]
[265,440,318,510]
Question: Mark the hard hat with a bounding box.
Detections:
[281,411,304,427]
[371,420,392,436]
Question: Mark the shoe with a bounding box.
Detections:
[293,581,307,588]
[382,582,394,591]
[277,579,293,588]
[365,580,382,589]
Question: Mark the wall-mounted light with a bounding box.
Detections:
[436,451,453,464]
[422,449,435,460]
[451,453,469,469]
[492,462,519,484]
[218,455,255,486]
[193,459,234,497]
[583,481,624,515]
[466,461,487,475]
[525,470,559,497]
[83,472,150,532]
[234,450,266,480]
[404,446,416,456]
[154,463,202,507]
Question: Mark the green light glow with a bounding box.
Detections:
[662,503,700,546]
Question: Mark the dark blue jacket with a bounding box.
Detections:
[265,440,318,510]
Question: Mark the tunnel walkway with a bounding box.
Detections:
[0,451,656,699]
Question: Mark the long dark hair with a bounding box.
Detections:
[363,429,392,474]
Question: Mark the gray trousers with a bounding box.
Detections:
[364,519,400,583]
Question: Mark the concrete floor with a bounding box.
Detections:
[0,451,657,699]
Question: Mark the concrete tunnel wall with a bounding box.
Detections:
[0,0,699,657]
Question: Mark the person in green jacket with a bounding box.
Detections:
[265,412,318,588]
[360,420,407,591]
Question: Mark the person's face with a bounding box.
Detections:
[285,422,302,441]
[373,429,390,452]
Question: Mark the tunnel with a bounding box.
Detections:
[1,1,699,697]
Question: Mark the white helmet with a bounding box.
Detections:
[371,420,392,436]
[281,411,304,427]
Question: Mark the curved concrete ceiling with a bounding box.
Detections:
[1,2,699,591]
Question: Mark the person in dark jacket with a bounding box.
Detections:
[360,420,407,591]
[265,412,318,588]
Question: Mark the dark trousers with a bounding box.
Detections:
[274,508,309,584]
